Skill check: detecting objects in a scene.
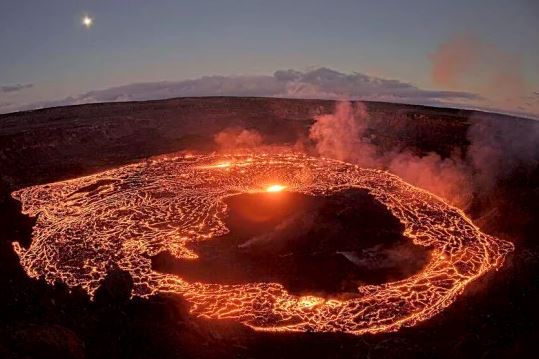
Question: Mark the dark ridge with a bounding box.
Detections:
[70,179,119,195]
[2,97,537,189]
[0,189,36,249]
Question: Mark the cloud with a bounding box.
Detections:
[273,68,481,104]
[1,83,33,93]
[3,67,480,113]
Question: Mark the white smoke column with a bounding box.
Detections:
[309,101,379,167]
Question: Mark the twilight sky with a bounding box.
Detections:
[1,0,538,118]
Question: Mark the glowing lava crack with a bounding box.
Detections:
[12,152,513,335]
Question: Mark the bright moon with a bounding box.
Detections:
[82,15,93,28]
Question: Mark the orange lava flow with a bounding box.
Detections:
[11,152,513,335]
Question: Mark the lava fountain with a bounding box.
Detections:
[11,152,513,335]
[265,184,287,192]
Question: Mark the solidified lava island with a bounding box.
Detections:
[11,152,513,335]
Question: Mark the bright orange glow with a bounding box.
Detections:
[11,152,513,335]
[265,184,286,192]
[213,161,231,168]
[198,161,233,169]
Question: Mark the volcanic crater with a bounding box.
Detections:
[153,189,430,296]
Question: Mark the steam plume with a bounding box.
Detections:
[308,101,474,208]
[214,128,263,150]
[309,100,539,214]
[309,102,378,168]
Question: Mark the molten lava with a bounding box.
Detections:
[265,184,287,192]
[11,152,513,335]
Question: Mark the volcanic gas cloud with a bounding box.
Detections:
[12,152,513,334]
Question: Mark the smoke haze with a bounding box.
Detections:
[214,128,264,150]
[431,33,535,115]
[308,101,539,211]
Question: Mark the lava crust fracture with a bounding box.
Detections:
[12,152,514,334]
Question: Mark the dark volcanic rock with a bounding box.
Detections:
[94,269,134,305]
[10,324,84,359]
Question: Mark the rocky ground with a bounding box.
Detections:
[0,97,538,358]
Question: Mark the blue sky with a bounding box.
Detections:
[1,0,538,117]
